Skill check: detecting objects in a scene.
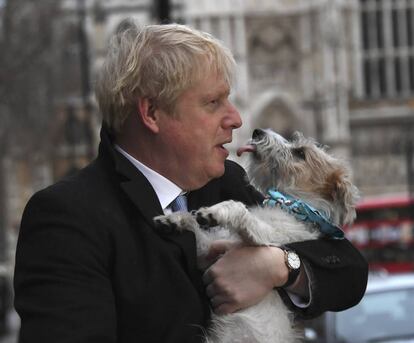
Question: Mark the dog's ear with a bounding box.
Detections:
[326,169,359,226]
[291,131,304,142]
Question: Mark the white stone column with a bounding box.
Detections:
[350,0,364,98]
[382,0,395,97]
[299,9,314,100]
[397,0,410,97]
[234,15,249,103]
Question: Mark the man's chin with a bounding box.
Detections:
[184,170,222,191]
[210,164,226,179]
[187,163,226,190]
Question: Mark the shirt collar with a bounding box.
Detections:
[114,145,183,211]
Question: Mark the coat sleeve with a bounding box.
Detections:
[283,237,368,318]
[222,160,369,318]
[14,186,117,343]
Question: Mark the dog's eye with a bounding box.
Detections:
[292,148,306,160]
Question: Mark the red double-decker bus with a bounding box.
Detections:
[344,194,414,273]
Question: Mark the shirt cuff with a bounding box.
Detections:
[285,263,312,308]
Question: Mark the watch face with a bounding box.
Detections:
[287,251,301,269]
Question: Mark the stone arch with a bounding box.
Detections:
[250,91,308,139]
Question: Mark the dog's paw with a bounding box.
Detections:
[153,212,198,233]
[195,201,248,229]
[195,209,219,229]
[153,214,179,234]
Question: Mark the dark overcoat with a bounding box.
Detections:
[14,127,368,343]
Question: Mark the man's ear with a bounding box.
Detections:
[137,98,159,133]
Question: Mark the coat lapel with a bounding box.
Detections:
[98,126,212,303]
[104,131,201,289]
[118,165,163,227]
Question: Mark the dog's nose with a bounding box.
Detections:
[252,129,265,140]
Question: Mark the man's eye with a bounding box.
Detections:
[205,99,221,111]
[292,148,306,160]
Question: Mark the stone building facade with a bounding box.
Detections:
[6,0,414,241]
[181,0,414,198]
[42,0,414,200]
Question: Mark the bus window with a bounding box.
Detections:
[344,195,414,273]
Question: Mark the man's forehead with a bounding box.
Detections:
[176,74,229,102]
[196,75,230,95]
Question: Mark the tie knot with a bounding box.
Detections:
[171,194,188,212]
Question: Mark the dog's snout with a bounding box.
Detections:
[252,129,265,140]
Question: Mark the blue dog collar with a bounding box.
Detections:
[263,188,345,240]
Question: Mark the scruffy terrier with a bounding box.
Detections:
[155,128,359,343]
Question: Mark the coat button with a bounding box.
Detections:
[323,255,341,264]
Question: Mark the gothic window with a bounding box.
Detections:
[360,0,414,99]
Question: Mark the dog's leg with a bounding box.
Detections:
[154,211,198,233]
[196,200,282,246]
[196,201,319,246]
[196,200,248,228]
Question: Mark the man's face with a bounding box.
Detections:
[156,73,242,190]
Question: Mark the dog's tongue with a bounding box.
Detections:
[237,144,256,157]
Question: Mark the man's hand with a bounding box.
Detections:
[203,241,289,315]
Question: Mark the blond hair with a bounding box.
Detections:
[95,20,236,133]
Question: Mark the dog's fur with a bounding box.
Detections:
[154,129,359,343]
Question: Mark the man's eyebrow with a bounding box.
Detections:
[203,88,230,99]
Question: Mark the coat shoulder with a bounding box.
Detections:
[21,158,120,234]
[221,160,264,206]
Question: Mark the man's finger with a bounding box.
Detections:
[205,282,218,298]
[206,240,232,260]
[210,295,227,308]
[214,302,238,315]
[202,268,214,285]
[206,240,243,261]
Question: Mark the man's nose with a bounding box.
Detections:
[223,102,242,129]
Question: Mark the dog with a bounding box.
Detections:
[154,128,359,343]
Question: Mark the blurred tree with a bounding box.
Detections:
[0,0,62,260]
[0,0,62,157]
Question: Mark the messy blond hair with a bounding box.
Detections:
[95,20,236,133]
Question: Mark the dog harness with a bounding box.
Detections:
[263,189,345,239]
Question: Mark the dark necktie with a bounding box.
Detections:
[170,194,188,212]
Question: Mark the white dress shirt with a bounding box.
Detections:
[115,145,183,213]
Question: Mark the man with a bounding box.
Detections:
[14,22,368,342]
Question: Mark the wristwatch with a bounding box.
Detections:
[281,248,301,288]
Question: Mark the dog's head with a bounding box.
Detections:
[238,128,359,226]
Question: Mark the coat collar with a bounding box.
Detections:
[98,124,222,222]
[98,124,163,226]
